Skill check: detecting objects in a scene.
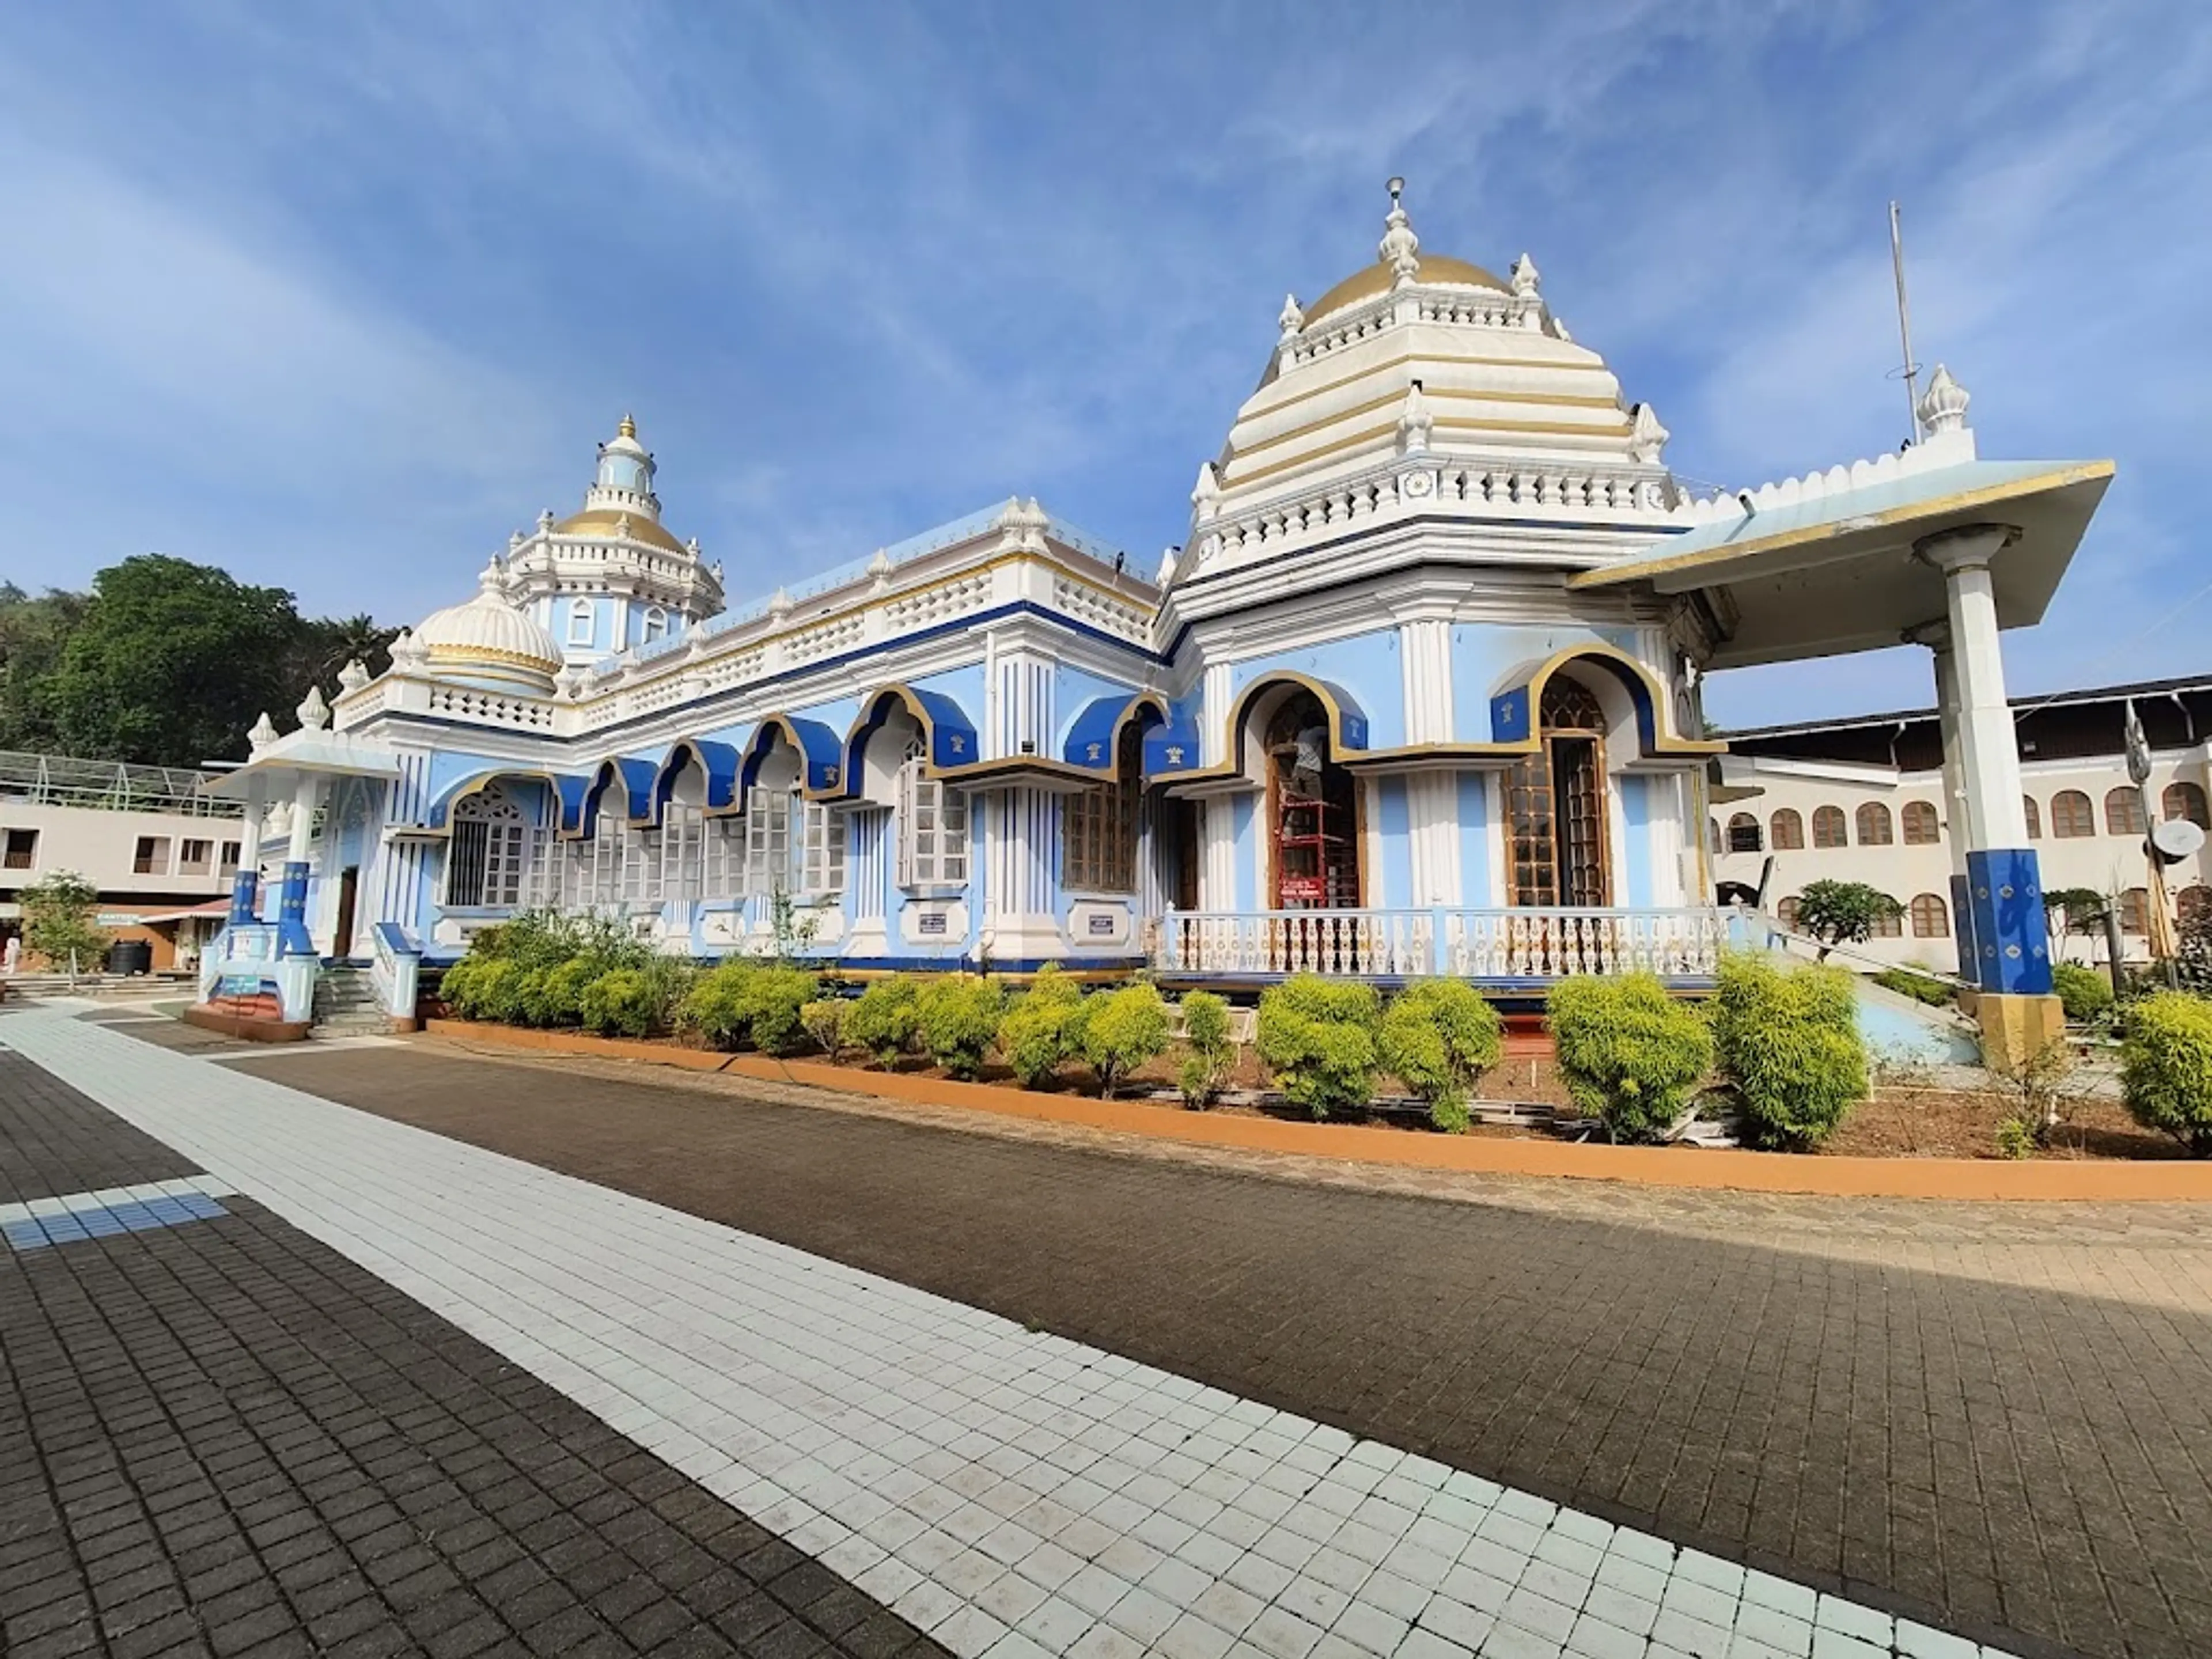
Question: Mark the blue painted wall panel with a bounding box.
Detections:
[1457,772,1491,906]
[1377,779,1410,907]
[1229,629,1406,749]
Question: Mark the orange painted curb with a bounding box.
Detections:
[422,1021,2212,1202]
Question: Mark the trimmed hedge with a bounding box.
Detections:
[847,976,921,1066]
[2052,961,2115,1025]
[1255,976,1381,1119]
[1710,955,1866,1149]
[1177,991,1233,1109]
[1001,965,1088,1088]
[1378,979,1504,1134]
[2120,993,2212,1156]
[1547,972,1714,1143]
[580,968,659,1038]
[679,961,821,1055]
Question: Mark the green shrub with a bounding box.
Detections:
[1994,1117,2036,1160]
[1255,975,1381,1119]
[999,966,1088,1088]
[473,908,647,974]
[452,957,521,1022]
[801,998,849,1060]
[1873,967,1955,1007]
[1378,979,1505,1134]
[2120,992,2212,1156]
[1177,991,1234,1109]
[525,956,600,1028]
[437,955,491,1017]
[847,976,921,1066]
[680,960,757,1048]
[506,967,552,1027]
[915,974,1006,1079]
[1546,972,1715,1143]
[1710,955,1866,1150]
[2052,961,2115,1025]
[579,968,658,1038]
[1081,983,1170,1098]
[745,965,820,1055]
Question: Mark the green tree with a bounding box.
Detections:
[285,612,399,691]
[20,870,108,980]
[0,583,92,752]
[44,557,304,766]
[1792,880,1903,959]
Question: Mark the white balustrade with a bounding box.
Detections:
[1161,906,1724,980]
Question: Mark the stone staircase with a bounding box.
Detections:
[312,965,388,1035]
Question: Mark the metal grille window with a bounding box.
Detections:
[3,828,37,870]
[896,756,967,888]
[1064,724,1142,893]
[1725,813,1762,854]
[447,787,537,908]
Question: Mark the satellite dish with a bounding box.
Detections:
[2151,819,2206,864]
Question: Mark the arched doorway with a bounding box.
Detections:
[1504,676,1611,907]
[1265,689,1359,909]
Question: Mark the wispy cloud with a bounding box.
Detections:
[1,0,2206,721]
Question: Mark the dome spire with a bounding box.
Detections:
[1380,176,1421,289]
[618,411,637,441]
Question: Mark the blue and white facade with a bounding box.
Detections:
[209,185,2111,1022]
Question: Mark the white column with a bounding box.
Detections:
[1910,622,1974,879]
[1399,618,1453,744]
[1918,528,2029,850]
[1202,663,1234,768]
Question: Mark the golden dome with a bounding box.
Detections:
[552,508,689,556]
[1302,254,1508,327]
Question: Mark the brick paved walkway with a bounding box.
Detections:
[5,1013,2051,1659]
[229,1037,2212,1659]
[0,1031,945,1659]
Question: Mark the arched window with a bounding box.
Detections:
[2024,795,2041,840]
[1065,719,1145,893]
[445,784,539,908]
[1506,677,1609,907]
[2164,782,2210,829]
[2050,790,2096,838]
[1872,897,1904,938]
[1775,895,1801,929]
[1812,806,1849,849]
[2178,886,2212,927]
[642,605,669,645]
[2106,788,2146,836]
[2119,887,2150,934]
[1910,893,1950,938]
[1770,809,1804,851]
[1726,813,1762,854]
[1901,801,1940,845]
[566,598,594,646]
[1856,802,1895,846]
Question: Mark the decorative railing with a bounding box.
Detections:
[1159,906,1726,980]
[369,922,422,1022]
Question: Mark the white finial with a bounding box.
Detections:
[684,627,711,661]
[1278,293,1304,339]
[1191,461,1222,522]
[1156,547,1180,585]
[295,684,331,732]
[1627,402,1670,464]
[1510,253,1540,298]
[868,547,893,593]
[686,536,701,555]
[336,658,370,694]
[388,628,426,669]
[768,586,792,620]
[1378,176,1421,289]
[1396,380,1433,455]
[248,711,279,752]
[1918,363,1969,435]
[612,513,632,540]
[508,528,524,551]
[538,507,556,530]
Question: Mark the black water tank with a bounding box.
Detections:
[105,939,154,976]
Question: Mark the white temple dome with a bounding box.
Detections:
[414,575,565,691]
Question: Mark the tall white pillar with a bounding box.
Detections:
[1918,528,2029,850]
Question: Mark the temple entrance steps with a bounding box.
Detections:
[311,965,386,1035]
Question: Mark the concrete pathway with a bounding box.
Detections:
[5,1011,2028,1659]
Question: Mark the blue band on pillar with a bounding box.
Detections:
[276,860,316,957]
[1949,872,1978,984]
[229,869,261,927]
[1964,848,2051,995]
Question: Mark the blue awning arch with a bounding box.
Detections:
[841,684,980,790]
[654,738,743,817]
[738,715,845,797]
[1062,692,1169,772]
[424,769,590,835]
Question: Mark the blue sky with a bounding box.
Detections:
[3,1,2206,726]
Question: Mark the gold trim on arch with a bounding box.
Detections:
[1498,642,1725,757]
